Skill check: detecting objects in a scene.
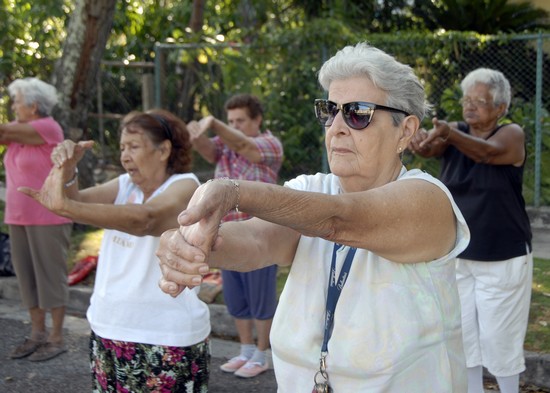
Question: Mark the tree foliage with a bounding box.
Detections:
[0,0,68,124]
[0,0,548,202]
[414,0,550,33]
[0,0,67,84]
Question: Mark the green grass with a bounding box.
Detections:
[526,258,550,352]
[66,225,103,286]
[68,225,103,263]
[68,228,550,352]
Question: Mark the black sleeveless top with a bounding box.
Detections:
[440,122,532,261]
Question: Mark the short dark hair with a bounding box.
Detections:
[120,109,193,174]
[224,94,264,119]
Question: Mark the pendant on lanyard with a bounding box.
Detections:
[312,352,332,393]
[312,243,356,393]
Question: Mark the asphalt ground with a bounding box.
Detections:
[2,299,549,393]
[0,220,548,392]
[0,315,277,393]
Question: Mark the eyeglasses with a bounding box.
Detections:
[459,97,491,108]
[314,99,410,130]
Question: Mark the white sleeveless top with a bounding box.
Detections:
[87,173,211,347]
[271,168,470,392]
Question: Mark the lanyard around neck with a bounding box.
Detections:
[321,243,357,353]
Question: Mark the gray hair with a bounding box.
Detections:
[8,77,59,117]
[460,68,511,111]
[318,42,428,124]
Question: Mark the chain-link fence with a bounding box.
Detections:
[88,33,549,206]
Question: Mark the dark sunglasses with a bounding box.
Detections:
[314,99,410,130]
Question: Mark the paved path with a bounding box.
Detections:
[532,227,550,260]
[0,201,548,392]
[0,299,277,393]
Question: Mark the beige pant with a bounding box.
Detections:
[9,224,72,309]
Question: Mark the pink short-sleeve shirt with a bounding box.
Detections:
[3,117,72,225]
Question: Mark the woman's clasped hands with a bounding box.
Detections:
[157,179,234,297]
[157,226,210,297]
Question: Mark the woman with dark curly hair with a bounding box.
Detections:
[20,109,211,392]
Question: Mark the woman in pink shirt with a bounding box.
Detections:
[1,78,72,362]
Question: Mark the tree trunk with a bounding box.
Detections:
[52,0,117,188]
[190,0,205,32]
[176,0,205,121]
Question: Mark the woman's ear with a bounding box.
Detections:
[160,139,172,161]
[496,103,508,119]
[397,115,420,152]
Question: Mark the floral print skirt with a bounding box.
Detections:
[90,331,210,393]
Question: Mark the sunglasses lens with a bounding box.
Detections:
[315,100,376,130]
[315,100,336,125]
[343,103,373,129]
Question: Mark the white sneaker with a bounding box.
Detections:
[220,355,249,373]
[234,360,269,378]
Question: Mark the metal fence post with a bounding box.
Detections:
[154,43,162,108]
[535,32,543,207]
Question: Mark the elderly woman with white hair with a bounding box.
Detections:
[156,42,470,392]
[1,77,72,362]
[409,68,532,393]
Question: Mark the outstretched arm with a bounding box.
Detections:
[187,119,217,163]
[408,118,454,158]
[436,122,525,165]
[20,139,199,237]
[178,179,454,261]
[157,176,457,295]
[189,116,262,163]
[409,117,525,166]
[0,121,46,145]
[157,216,299,296]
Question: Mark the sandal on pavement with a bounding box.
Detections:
[28,342,67,362]
[10,338,46,359]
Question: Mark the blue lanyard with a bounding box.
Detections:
[321,243,357,353]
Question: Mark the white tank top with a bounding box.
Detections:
[271,168,470,392]
[87,173,211,346]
